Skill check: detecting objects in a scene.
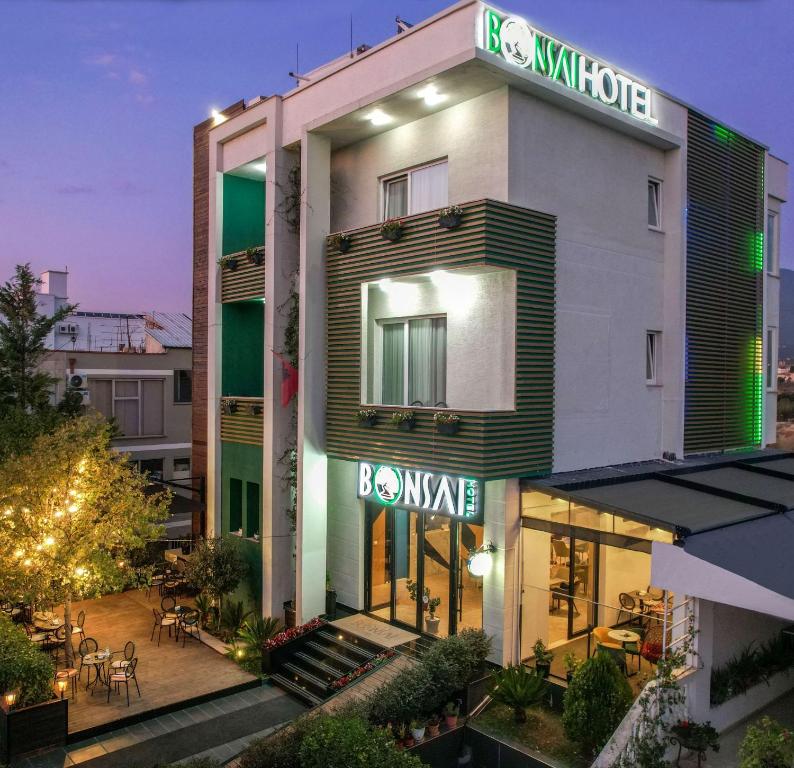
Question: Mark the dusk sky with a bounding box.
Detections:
[1,0,791,314]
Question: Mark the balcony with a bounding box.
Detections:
[219,247,265,303]
[220,397,264,446]
[325,199,556,480]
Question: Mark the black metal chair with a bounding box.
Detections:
[24,622,49,647]
[45,626,67,665]
[1,600,22,622]
[178,609,201,647]
[72,609,86,639]
[107,658,140,706]
[111,641,135,671]
[147,565,166,599]
[160,596,177,618]
[78,637,99,680]
[617,592,638,626]
[150,609,176,646]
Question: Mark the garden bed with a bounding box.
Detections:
[472,702,588,768]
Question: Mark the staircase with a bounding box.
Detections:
[270,627,387,706]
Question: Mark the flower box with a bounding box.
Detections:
[0,698,68,762]
[262,617,325,674]
[438,205,463,230]
[246,247,265,266]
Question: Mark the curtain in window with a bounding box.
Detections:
[142,379,164,436]
[385,177,408,219]
[408,318,446,406]
[89,379,112,420]
[114,399,139,436]
[410,162,448,215]
[381,323,404,404]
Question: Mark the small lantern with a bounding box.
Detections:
[467,543,497,578]
[56,679,67,699]
[4,691,17,710]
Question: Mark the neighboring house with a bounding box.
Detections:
[194,0,790,729]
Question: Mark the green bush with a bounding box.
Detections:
[739,716,794,768]
[158,759,221,768]
[238,716,315,768]
[298,714,423,768]
[562,651,633,757]
[491,664,547,723]
[0,614,55,708]
[367,629,491,725]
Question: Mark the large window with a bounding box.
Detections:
[647,178,662,230]
[767,327,778,390]
[646,331,661,384]
[383,161,448,220]
[380,317,446,406]
[767,211,779,275]
[89,378,164,437]
[174,369,192,403]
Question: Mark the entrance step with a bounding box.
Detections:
[269,673,324,707]
[395,635,437,660]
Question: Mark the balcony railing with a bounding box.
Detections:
[220,396,264,446]
[219,247,265,303]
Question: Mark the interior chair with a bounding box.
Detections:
[551,539,570,563]
[107,658,141,706]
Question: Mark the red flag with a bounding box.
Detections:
[273,351,298,407]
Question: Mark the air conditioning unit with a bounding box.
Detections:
[65,371,88,390]
[57,323,78,335]
[72,389,91,405]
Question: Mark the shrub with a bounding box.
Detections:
[159,759,221,768]
[739,716,794,768]
[185,537,247,609]
[0,614,55,708]
[238,716,314,768]
[562,651,633,757]
[490,664,547,723]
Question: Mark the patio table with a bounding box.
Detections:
[608,629,641,644]
[83,650,112,694]
[32,612,64,632]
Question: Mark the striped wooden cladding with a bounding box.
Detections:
[220,397,264,446]
[326,199,556,480]
[220,249,265,303]
[684,112,765,454]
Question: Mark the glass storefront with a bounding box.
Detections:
[365,502,483,637]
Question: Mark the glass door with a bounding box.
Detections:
[569,538,597,637]
[393,508,420,630]
[457,522,484,632]
[366,505,392,621]
[423,515,452,637]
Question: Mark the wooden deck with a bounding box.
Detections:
[54,589,257,738]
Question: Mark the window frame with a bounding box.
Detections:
[374,313,447,407]
[766,326,778,392]
[767,210,779,276]
[173,369,192,404]
[380,159,448,221]
[647,177,663,231]
[646,331,661,385]
[110,377,165,438]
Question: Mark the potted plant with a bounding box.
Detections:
[327,232,352,253]
[217,254,238,271]
[245,246,265,266]
[563,651,582,682]
[434,411,460,436]
[249,403,263,416]
[406,579,429,610]
[221,398,238,415]
[357,408,378,427]
[738,716,794,768]
[443,701,459,730]
[325,572,337,620]
[669,720,720,768]
[533,638,554,678]
[425,596,441,635]
[426,714,441,738]
[391,410,416,431]
[402,724,415,748]
[491,664,547,723]
[380,218,404,242]
[410,719,426,744]
[438,204,463,229]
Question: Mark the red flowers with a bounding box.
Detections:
[263,617,325,650]
[330,649,395,690]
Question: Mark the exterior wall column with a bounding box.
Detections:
[483,478,521,666]
[296,131,331,623]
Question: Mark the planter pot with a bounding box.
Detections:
[338,239,352,253]
[411,727,425,743]
[426,723,440,738]
[0,698,68,762]
[261,649,274,675]
[444,715,458,730]
[438,213,462,229]
[248,251,265,266]
[283,600,296,629]
[536,660,551,679]
[436,421,460,436]
[425,615,440,635]
[566,671,574,683]
[359,416,377,428]
[403,736,415,748]
[381,227,403,242]
[325,589,337,620]
[223,258,238,271]
[397,418,416,432]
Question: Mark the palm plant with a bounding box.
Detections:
[491,663,547,723]
[219,600,251,641]
[236,615,282,660]
[194,592,214,630]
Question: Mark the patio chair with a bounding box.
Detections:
[617,593,639,626]
[640,624,665,665]
[107,658,140,706]
[111,641,135,671]
[150,608,176,646]
[55,667,78,700]
[45,626,67,666]
[72,610,86,638]
[161,595,177,617]
[623,628,645,672]
[78,637,99,680]
[647,586,664,601]
[591,626,622,652]
[147,566,166,599]
[23,622,49,647]
[1,600,22,622]
[179,609,201,647]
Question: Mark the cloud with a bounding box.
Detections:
[84,51,154,105]
[128,69,148,86]
[56,184,95,196]
[112,180,150,196]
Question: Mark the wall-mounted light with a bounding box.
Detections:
[211,109,227,126]
[418,84,447,107]
[467,542,496,577]
[367,108,392,126]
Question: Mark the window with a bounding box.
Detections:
[246,481,260,538]
[646,331,661,384]
[767,211,779,275]
[767,327,778,390]
[88,378,164,437]
[380,316,446,406]
[382,161,448,220]
[173,457,191,474]
[647,178,662,230]
[174,369,192,403]
[229,478,243,533]
[139,458,164,480]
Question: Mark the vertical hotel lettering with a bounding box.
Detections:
[479,6,657,125]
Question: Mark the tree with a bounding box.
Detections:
[184,537,247,611]
[0,415,169,666]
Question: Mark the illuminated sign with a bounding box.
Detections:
[478,6,657,125]
[357,462,482,522]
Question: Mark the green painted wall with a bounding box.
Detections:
[222,301,264,397]
[221,441,263,611]
[222,175,265,256]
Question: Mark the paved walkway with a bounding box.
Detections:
[13,682,305,768]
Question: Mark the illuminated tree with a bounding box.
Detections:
[0,415,169,666]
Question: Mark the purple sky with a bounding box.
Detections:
[1,0,791,314]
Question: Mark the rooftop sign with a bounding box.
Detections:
[478,6,657,125]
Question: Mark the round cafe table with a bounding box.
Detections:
[608,629,641,645]
[32,612,64,632]
[82,650,112,694]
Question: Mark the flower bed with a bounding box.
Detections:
[264,617,325,650]
[331,649,395,690]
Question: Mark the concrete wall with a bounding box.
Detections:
[363,268,516,410]
[597,546,651,627]
[329,88,509,233]
[507,89,671,472]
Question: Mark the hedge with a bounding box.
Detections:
[0,614,54,708]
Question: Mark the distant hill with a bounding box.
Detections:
[781,268,794,361]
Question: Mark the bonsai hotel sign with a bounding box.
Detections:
[358,462,482,522]
[478,5,657,125]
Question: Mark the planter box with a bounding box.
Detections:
[709,669,794,732]
[262,622,326,675]
[465,723,561,768]
[409,724,465,768]
[0,698,68,762]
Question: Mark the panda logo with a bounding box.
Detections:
[500,16,533,69]
[374,466,402,506]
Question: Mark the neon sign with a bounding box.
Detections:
[478,6,657,125]
[357,462,482,522]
